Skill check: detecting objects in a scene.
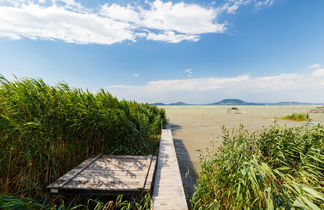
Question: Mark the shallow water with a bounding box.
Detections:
[164,105,324,172]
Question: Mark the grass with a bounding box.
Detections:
[279,113,310,121]
[0,75,166,208]
[191,124,324,209]
[0,193,152,210]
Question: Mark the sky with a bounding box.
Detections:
[0,0,324,104]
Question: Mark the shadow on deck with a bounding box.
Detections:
[167,123,198,208]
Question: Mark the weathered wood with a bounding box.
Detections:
[63,181,141,189]
[47,154,156,195]
[310,106,324,113]
[144,156,157,190]
[60,154,103,188]
[47,154,103,189]
[152,129,188,210]
[139,155,153,189]
[101,155,149,159]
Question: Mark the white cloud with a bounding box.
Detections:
[221,0,275,14]
[146,31,199,43]
[311,68,324,77]
[184,69,193,77]
[0,0,228,44]
[221,3,241,14]
[132,73,140,77]
[254,0,275,7]
[0,4,135,44]
[308,64,321,69]
[0,0,276,45]
[100,4,140,23]
[139,0,224,34]
[108,69,324,103]
[308,64,324,77]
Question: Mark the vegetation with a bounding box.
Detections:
[279,113,310,121]
[0,75,166,208]
[191,125,324,209]
[0,193,152,210]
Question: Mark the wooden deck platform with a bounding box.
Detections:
[310,106,324,113]
[152,129,188,210]
[47,154,157,195]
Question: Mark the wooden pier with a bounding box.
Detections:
[152,129,188,210]
[47,129,187,209]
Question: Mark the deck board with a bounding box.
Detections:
[47,154,157,195]
[152,129,188,210]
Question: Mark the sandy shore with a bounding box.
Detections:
[164,105,324,172]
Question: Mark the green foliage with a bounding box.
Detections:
[0,195,43,210]
[86,192,152,210]
[0,75,166,206]
[280,113,310,121]
[0,192,152,210]
[191,125,324,209]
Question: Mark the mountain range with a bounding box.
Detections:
[151,99,323,106]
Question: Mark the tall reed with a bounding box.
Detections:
[191,124,324,209]
[0,75,166,201]
[280,113,310,121]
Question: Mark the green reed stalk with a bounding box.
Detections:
[0,75,166,205]
[191,124,324,209]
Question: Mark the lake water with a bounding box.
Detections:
[164,105,324,172]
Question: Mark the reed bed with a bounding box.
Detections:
[191,124,324,209]
[0,75,166,206]
[280,113,310,121]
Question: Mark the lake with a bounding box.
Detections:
[164,105,324,172]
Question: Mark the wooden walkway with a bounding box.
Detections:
[153,129,188,210]
[47,155,156,195]
[47,129,187,209]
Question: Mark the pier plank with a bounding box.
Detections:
[47,154,156,195]
[152,129,188,210]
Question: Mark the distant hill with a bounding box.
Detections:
[151,102,190,106]
[271,101,314,105]
[210,99,261,105]
[151,103,166,106]
[152,99,323,106]
[210,99,319,106]
[169,102,189,106]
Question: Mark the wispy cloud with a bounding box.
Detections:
[108,66,324,103]
[184,69,193,77]
[254,0,275,7]
[308,64,321,69]
[221,0,276,14]
[132,73,140,77]
[0,0,276,45]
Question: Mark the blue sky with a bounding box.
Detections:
[0,0,324,103]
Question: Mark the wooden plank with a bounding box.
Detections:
[152,129,188,210]
[64,180,141,189]
[47,154,102,190]
[138,155,152,189]
[59,154,103,188]
[101,155,149,159]
[48,154,157,195]
[144,156,157,190]
[71,174,140,183]
[88,158,148,171]
[87,165,148,171]
[81,169,143,176]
